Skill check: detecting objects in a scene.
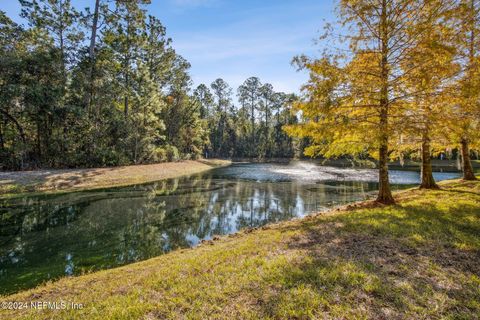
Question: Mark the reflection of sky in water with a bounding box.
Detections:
[0,162,462,294]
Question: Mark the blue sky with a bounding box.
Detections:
[1,0,336,94]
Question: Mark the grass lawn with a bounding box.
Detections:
[1,179,479,319]
[0,159,230,198]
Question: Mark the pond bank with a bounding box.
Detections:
[1,178,479,319]
[0,159,231,198]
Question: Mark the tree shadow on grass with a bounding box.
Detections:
[0,167,116,193]
[441,188,480,197]
[257,189,480,319]
[42,168,113,189]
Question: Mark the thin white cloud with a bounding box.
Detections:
[173,27,315,94]
[165,1,330,93]
[170,2,323,62]
[174,33,306,62]
[170,0,220,8]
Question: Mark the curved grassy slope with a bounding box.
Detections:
[0,159,230,198]
[1,179,479,319]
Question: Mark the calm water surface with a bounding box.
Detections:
[0,162,461,294]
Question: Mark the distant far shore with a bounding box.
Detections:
[1,158,477,198]
[231,157,479,173]
[0,159,230,198]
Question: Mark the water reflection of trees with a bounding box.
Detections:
[0,176,376,294]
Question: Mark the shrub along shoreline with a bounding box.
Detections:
[0,178,478,319]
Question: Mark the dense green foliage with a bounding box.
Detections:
[195,77,299,159]
[0,1,298,170]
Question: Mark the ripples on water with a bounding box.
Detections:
[0,162,461,293]
[218,162,459,184]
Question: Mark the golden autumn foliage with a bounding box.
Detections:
[286,0,480,203]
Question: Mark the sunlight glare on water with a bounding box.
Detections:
[223,161,460,184]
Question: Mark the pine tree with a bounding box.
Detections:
[193,84,214,119]
[238,77,262,157]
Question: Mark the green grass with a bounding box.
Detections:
[1,179,479,319]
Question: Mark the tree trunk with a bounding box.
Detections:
[251,95,255,152]
[0,121,4,151]
[124,15,131,118]
[376,0,395,205]
[89,0,100,59]
[36,121,42,164]
[86,0,100,114]
[59,0,66,78]
[377,103,394,203]
[265,101,269,157]
[124,95,129,117]
[377,134,395,204]
[420,131,439,189]
[460,138,477,180]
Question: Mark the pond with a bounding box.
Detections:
[0,162,461,294]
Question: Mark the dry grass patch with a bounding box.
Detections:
[0,159,230,198]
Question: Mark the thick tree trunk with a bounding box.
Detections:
[376,0,395,205]
[460,138,477,180]
[420,132,439,189]
[376,104,394,204]
[377,136,395,204]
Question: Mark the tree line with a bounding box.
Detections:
[1,0,477,205]
[195,77,299,159]
[286,0,479,204]
[0,0,298,170]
